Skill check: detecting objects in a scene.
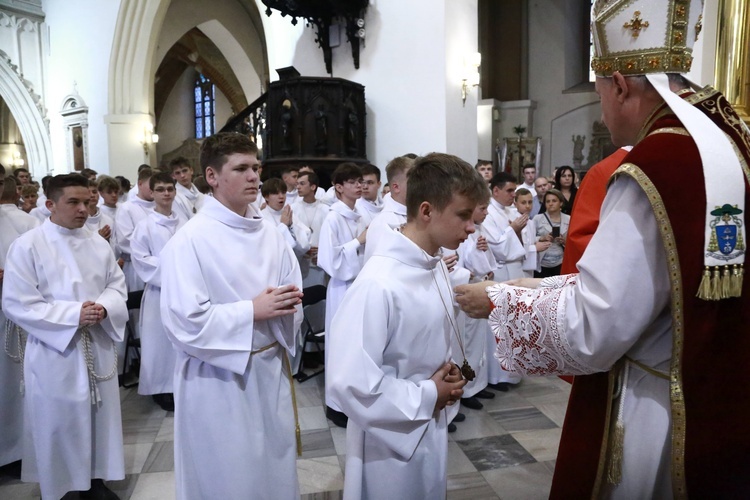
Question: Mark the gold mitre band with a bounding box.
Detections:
[591,0,704,77]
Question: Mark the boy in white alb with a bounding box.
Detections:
[97,176,120,223]
[159,133,303,500]
[0,165,39,470]
[169,157,204,219]
[115,167,155,292]
[484,172,527,281]
[281,165,300,205]
[292,170,330,287]
[328,153,486,499]
[317,162,367,427]
[480,171,526,389]
[261,177,312,263]
[85,180,116,253]
[363,155,413,262]
[3,173,128,500]
[513,188,550,277]
[131,172,187,412]
[354,163,383,226]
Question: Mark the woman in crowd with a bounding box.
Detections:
[533,188,570,277]
[554,165,577,214]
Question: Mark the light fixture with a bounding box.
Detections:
[9,151,25,167]
[141,124,159,156]
[461,52,482,106]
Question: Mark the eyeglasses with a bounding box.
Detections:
[153,186,176,193]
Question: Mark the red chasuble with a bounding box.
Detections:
[560,148,629,275]
[551,88,750,498]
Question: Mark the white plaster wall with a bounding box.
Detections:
[258,0,477,169]
[527,0,599,175]
[42,0,121,173]
[445,0,479,164]
[549,101,601,168]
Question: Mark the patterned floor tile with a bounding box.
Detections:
[456,434,536,471]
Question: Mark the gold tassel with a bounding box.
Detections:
[734,265,745,297]
[607,422,625,485]
[697,266,712,300]
[721,266,732,298]
[710,267,722,300]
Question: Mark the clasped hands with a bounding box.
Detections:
[79,301,107,326]
[253,284,303,320]
[431,362,467,411]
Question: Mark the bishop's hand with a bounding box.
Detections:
[454,281,498,319]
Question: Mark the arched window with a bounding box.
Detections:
[194,74,215,139]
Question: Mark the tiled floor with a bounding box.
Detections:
[0,374,571,499]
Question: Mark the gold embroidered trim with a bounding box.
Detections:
[612,163,688,498]
[648,127,690,137]
[592,0,695,77]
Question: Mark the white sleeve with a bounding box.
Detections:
[317,214,362,281]
[488,177,671,375]
[131,220,161,286]
[483,214,526,264]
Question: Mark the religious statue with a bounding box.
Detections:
[572,134,585,168]
[314,105,328,154]
[280,99,293,153]
[346,111,359,156]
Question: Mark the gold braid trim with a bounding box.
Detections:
[611,163,688,498]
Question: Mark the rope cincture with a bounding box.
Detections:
[79,326,118,405]
[4,318,27,395]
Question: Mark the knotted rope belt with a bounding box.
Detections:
[251,341,302,456]
[5,322,118,405]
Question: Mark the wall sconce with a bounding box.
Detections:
[9,151,25,168]
[461,52,482,107]
[141,124,159,156]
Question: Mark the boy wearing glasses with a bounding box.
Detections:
[318,162,367,427]
[131,172,187,411]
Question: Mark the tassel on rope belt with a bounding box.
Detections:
[251,341,302,456]
[79,326,118,405]
[607,357,669,485]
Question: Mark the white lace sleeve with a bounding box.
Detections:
[486,281,599,377]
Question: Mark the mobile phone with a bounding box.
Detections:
[551,227,560,238]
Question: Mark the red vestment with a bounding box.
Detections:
[560,148,629,275]
[551,88,750,498]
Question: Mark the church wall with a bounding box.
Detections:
[528,0,718,175]
[156,67,197,163]
[42,0,120,174]
[444,0,479,165]
[527,0,599,174]
[156,66,233,165]
[259,0,478,169]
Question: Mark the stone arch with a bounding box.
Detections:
[106,0,269,176]
[0,49,52,176]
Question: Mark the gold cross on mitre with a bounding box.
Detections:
[623,10,649,38]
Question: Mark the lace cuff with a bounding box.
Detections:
[538,273,578,289]
[487,282,597,377]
